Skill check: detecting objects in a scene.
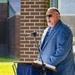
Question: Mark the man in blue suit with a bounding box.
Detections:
[32,7,75,75]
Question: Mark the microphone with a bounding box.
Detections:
[31,30,43,36]
[31,32,37,36]
[37,30,43,34]
[25,30,43,36]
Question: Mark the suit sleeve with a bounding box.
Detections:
[48,27,73,66]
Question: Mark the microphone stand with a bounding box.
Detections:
[32,32,46,75]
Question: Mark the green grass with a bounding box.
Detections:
[73,37,75,41]
[0,56,20,62]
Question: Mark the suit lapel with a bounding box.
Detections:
[40,27,49,50]
[42,20,62,50]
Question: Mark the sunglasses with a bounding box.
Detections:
[46,14,52,17]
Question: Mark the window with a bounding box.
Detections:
[58,0,75,15]
[50,0,58,8]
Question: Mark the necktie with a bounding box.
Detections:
[43,31,49,43]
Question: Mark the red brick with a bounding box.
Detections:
[31,12,39,15]
[31,19,39,22]
[20,48,29,51]
[26,9,34,11]
[21,12,29,15]
[21,5,29,8]
[20,55,29,58]
[26,16,34,18]
[35,2,45,4]
[26,2,34,4]
[30,55,38,58]
[35,16,45,18]
[20,0,49,61]
[30,27,39,29]
[31,5,39,8]
[25,59,33,61]
[26,23,34,26]
[35,9,45,11]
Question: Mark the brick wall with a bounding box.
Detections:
[20,0,49,61]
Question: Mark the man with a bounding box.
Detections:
[32,7,75,75]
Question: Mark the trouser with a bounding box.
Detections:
[31,65,53,75]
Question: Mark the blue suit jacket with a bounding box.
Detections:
[38,20,75,75]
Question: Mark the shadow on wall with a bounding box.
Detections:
[0,3,8,56]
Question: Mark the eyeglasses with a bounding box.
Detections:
[46,14,52,18]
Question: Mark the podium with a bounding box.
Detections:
[12,61,56,75]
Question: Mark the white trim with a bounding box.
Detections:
[61,14,75,16]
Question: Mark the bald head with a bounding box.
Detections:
[46,7,60,28]
[46,7,60,15]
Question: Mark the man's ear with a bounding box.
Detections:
[57,14,60,19]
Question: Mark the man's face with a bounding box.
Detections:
[46,9,60,28]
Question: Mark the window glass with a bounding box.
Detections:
[58,0,75,15]
[50,0,58,8]
[0,0,7,3]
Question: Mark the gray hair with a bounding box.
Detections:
[48,7,60,14]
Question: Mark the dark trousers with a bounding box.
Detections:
[31,65,53,75]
